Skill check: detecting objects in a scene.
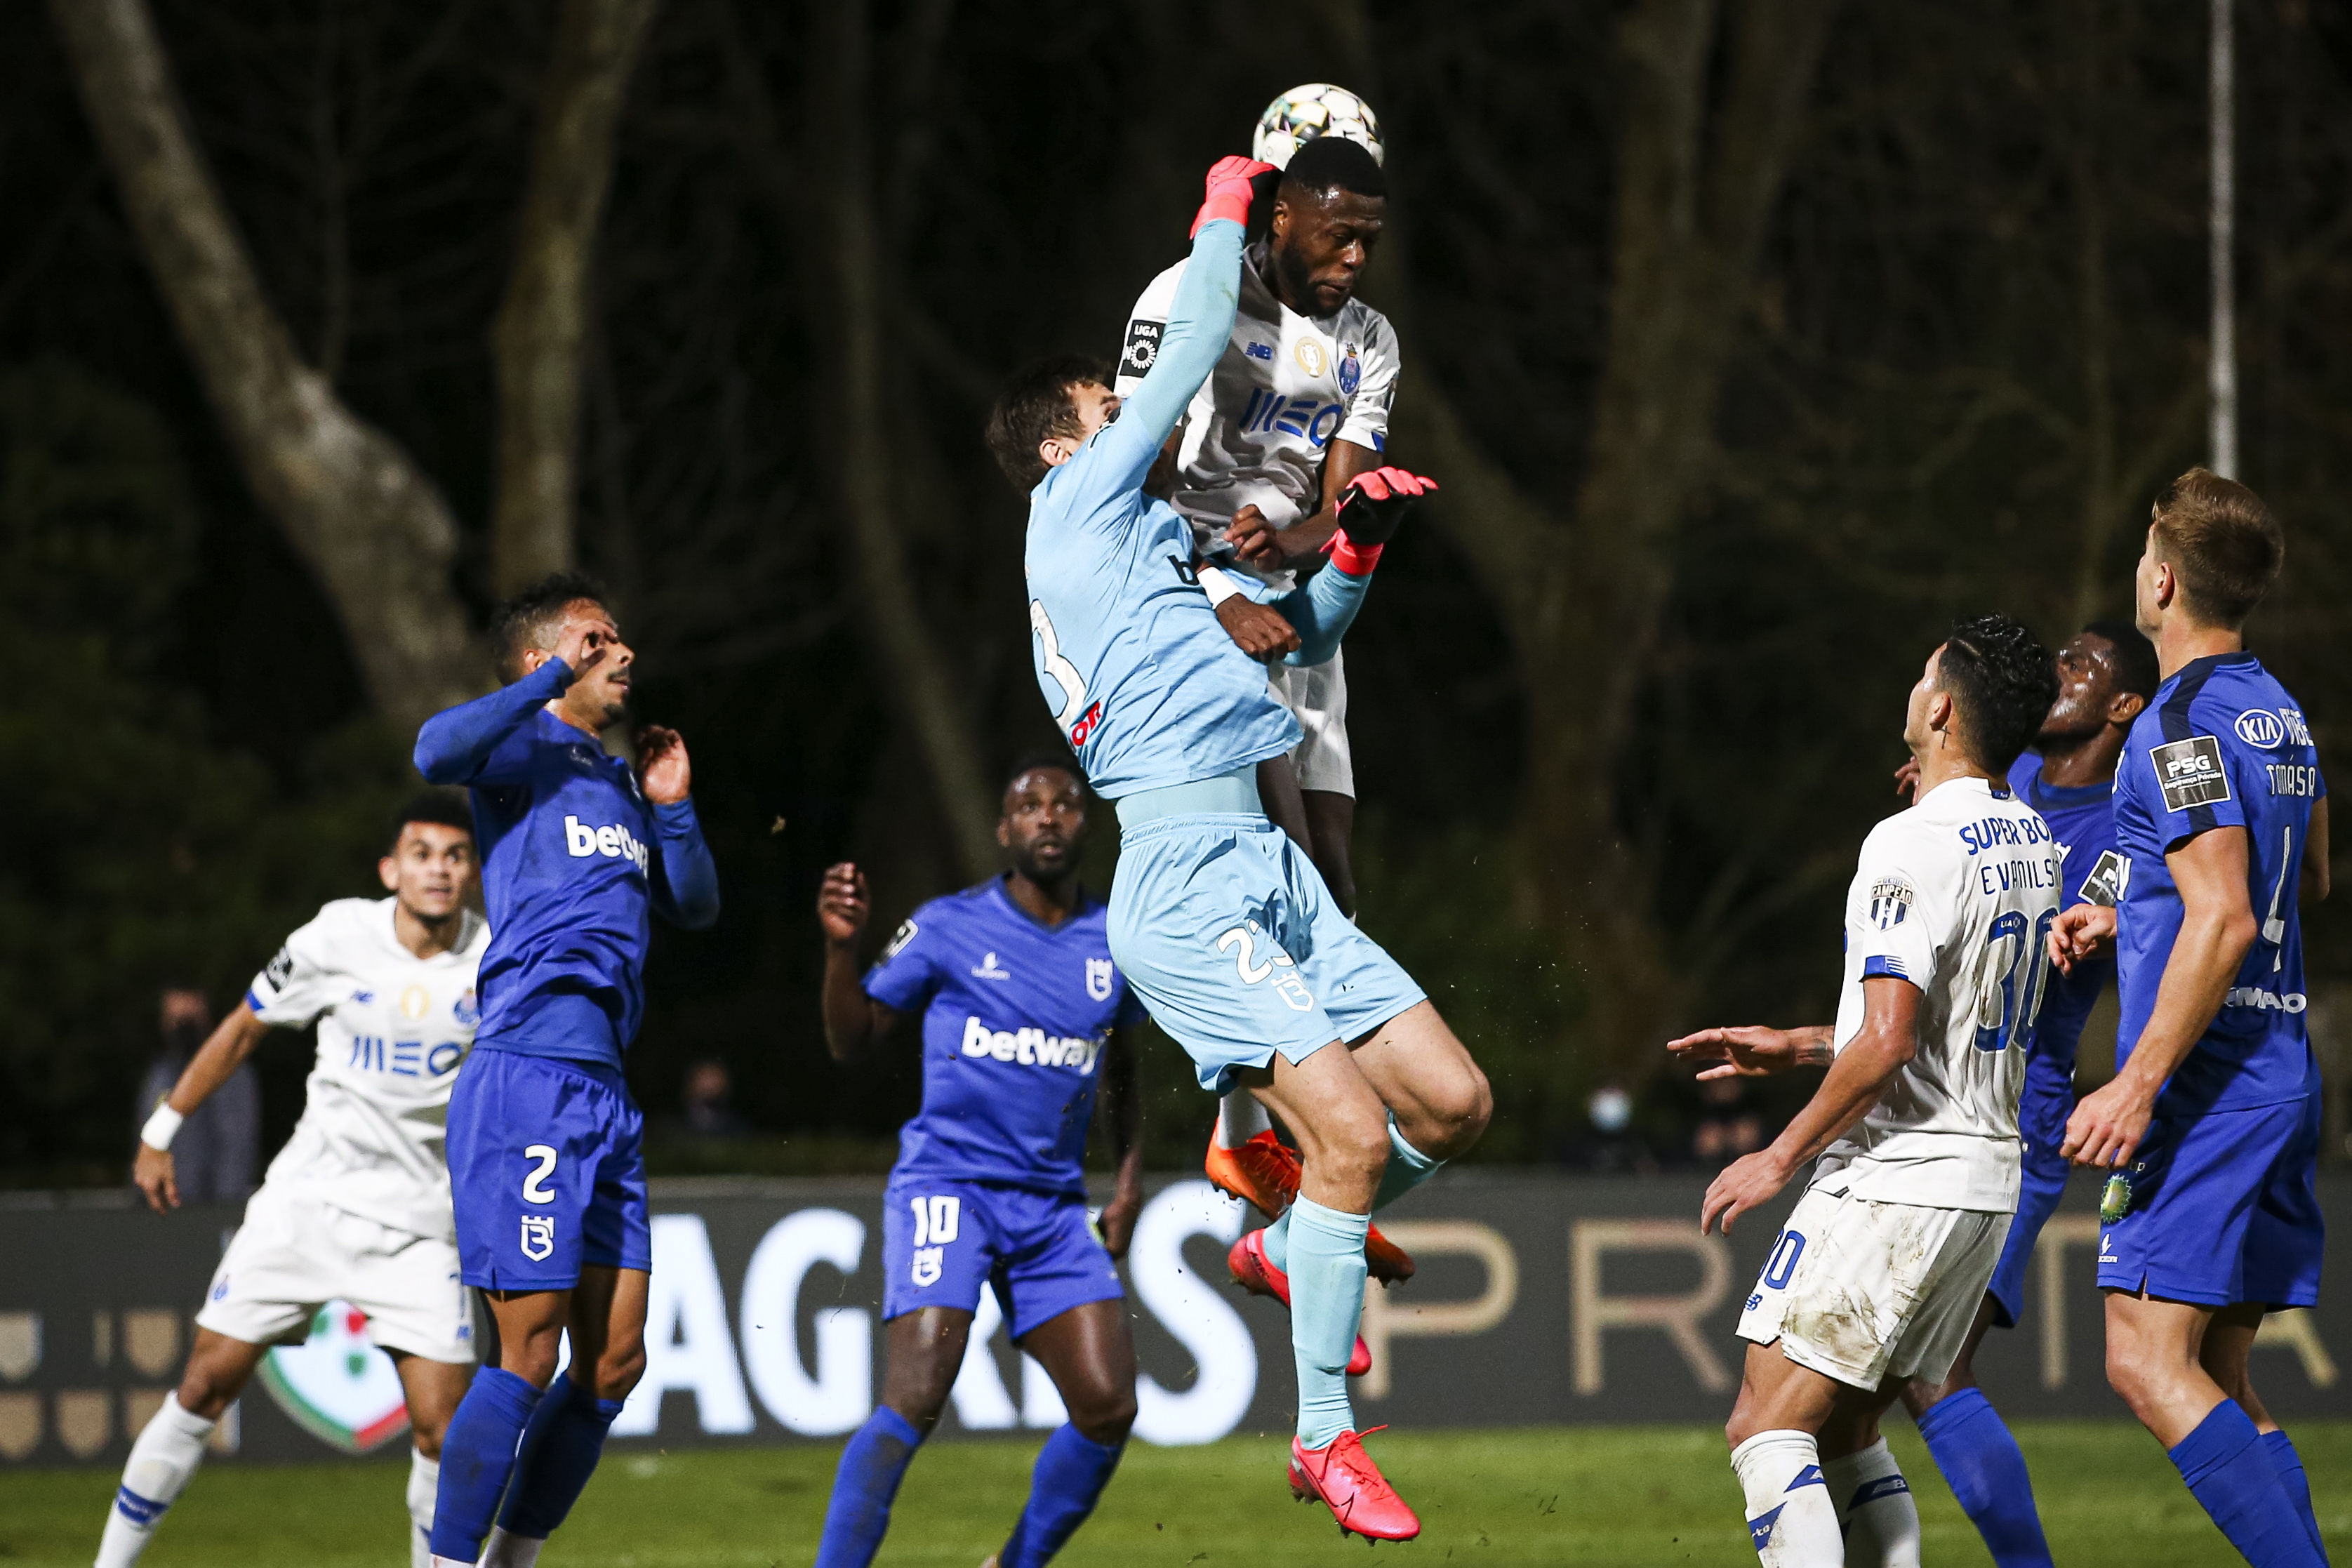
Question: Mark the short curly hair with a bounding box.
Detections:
[489,570,608,682]
[1937,614,2059,776]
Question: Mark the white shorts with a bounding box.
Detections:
[196,1183,475,1364]
[1736,1178,2009,1389]
[1269,649,1352,797]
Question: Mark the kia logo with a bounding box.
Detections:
[2236,710,2287,748]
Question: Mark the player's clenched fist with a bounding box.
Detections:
[2046,901,2115,976]
[1333,466,1437,548]
[636,725,691,804]
[1216,594,1302,662]
[818,863,870,945]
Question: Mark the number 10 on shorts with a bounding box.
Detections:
[910,1195,959,1287]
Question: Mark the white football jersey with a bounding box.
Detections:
[246,897,489,1241]
[1820,776,2062,1211]
[1116,241,1400,590]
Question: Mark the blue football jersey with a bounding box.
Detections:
[863,878,1146,1195]
[415,661,721,1067]
[2007,753,2121,1077]
[2113,652,2324,1115]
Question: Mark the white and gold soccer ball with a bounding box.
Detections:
[1251,83,1385,171]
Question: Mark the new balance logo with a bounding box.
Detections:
[565,815,649,872]
[960,1016,1105,1074]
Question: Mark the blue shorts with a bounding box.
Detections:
[881,1175,1122,1339]
[1986,1065,2078,1328]
[2095,1093,2324,1309]
[447,1047,651,1291]
[1108,814,1426,1092]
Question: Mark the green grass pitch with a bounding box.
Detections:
[7,1421,2346,1565]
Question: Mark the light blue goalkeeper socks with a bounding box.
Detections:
[1287,1195,1369,1448]
[2170,1400,2326,1568]
[1372,1113,1441,1209]
[1263,1115,1440,1277]
[430,1366,542,1562]
[498,1371,624,1539]
[1914,1386,2053,1567]
[815,1407,924,1568]
[997,1424,1125,1568]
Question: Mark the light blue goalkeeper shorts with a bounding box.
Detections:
[1108,776,1426,1093]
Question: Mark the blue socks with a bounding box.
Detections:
[2264,1428,2328,1562]
[1371,1114,1442,1209]
[815,1407,925,1568]
[1914,1387,2053,1568]
[997,1425,1125,1568]
[498,1372,625,1538]
[1286,1196,1369,1448]
[2170,1400,2327,1568]
[430,1367,543,1562]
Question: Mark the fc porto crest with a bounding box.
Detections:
[1338,343,1361,397]
[1086,957,1116,1002]
[258,1301,411,1454]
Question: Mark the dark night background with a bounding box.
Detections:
[3,0,2350,1186]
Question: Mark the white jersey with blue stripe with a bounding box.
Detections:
[1821,775,2063,1211]
[1025,219,1303,797]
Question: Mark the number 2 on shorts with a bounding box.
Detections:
[522,1143,559,1204]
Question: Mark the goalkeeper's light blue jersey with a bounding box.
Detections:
[1024,218,1366,799]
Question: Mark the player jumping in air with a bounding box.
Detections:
[1669,616,2061,1568]
[1115,109,1412,1272]
[2050,470,2330,1568]
[102,793,487,1568]
[1882,621,2155,1568]
[413,573,720,1568]
[989,157,1489,1541]
[810,755,1146,1568]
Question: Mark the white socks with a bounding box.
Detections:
[1215,1091,1271,1148]
[408,1449,440,1568]
[1823,1438,1920,1568]
[480,1526,547,1567]
[96,1394,216,1567]
[1731,1429,1843,1567]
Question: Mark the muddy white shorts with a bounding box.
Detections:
[196,1183,475,1364]
[1269,650,1352,798]
[1736,1177,2009,1390]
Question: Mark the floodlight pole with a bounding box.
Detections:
[2210,0,2238,478]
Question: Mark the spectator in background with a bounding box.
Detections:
[678,1058,748,1139]
[134,989,258,1203]
[1552,1082,1659,1174]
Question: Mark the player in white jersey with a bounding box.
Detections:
[100,794,489,1568]
[1117,104,1417,1283]
[1668,616,2062,1568]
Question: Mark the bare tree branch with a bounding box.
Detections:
[44,0,481,736]
[491,0,663,593]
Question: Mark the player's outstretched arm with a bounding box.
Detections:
[413,657,576,785]
[639,726,720,929]
[1116,161,1270,451]
[134,1003,274,1214]
[1700,978,1918,1235]
[1095,1025,1145,1260]
[2063,825,2256,1169]
[1667,1024,1834,1079]
[816,863,897,1061]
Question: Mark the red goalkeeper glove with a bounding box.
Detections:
[1191,155,1281,239]
[1326,466,1437,572]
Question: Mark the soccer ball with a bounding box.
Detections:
[1251,84,1384,171]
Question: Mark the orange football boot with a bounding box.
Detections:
[1289,1428,1421,1541]
[1204,1129,1418,1284]
[1227,1228,1372,1377]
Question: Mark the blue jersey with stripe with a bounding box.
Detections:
[2113,652,2324,1115]
[2007,753,2120,1079]
[862,878,1146,1194]
[414,661,721,1066]
[1024,218,1371,797]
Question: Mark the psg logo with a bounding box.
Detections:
[255,1301,411,1454]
